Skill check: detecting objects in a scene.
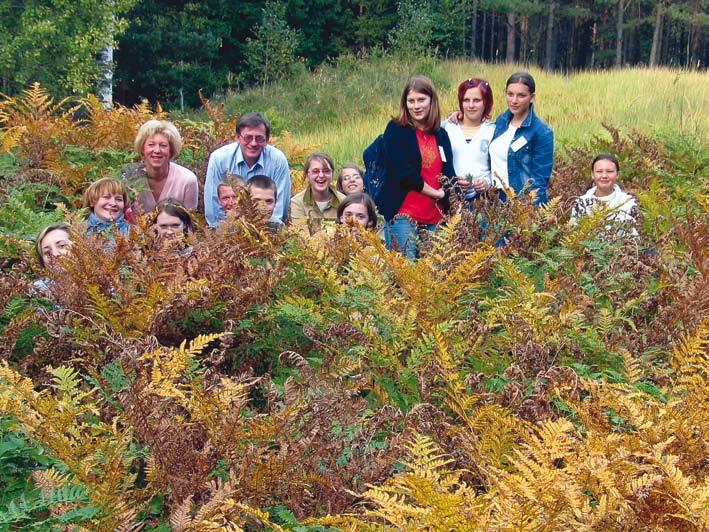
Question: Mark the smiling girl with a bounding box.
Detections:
[336,163,365,195]
[290,152,346,224]
[442,77,495,203]
[83,177,131,237]
[377,75,457,259]
[572,153,637,225]
[488,71,554,205]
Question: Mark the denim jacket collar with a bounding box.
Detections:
[498,103,537,129]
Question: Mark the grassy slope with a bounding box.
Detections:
[204,56,708,165]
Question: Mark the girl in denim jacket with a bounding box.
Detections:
[489,72,554,205]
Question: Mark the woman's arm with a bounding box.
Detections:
[382,122,425,192]
[528,126,555,206]
[421,182,445,199]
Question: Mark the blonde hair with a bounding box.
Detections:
[134,119,183,159]
[83,177,128,209]
[36,222,71,267]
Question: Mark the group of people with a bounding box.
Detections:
[35,70,638,269]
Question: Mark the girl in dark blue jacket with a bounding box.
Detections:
[379,75,457,259]
[488,72,554,205]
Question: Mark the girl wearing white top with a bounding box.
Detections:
[442,77,496,202]
[572,153,638,228]
[487,72,554,205]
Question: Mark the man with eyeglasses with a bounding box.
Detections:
[205,112,291,227]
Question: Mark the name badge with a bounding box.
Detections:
[511,136,528,152]
[439,146,447,162]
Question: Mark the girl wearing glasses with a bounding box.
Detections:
[336,163,365,195]
[290,152,346,224]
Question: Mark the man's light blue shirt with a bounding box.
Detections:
[204,142,291,227]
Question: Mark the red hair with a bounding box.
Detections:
[457,78,494,120]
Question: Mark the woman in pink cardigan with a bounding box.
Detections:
[131,120,198,214]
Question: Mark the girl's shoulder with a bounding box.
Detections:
[481,120,496,131]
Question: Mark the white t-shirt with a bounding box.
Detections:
[442,120,496,199]
[488,125,517,189]
[315,200,331,212]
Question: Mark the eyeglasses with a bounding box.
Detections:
[240,134,267,145]
[308,168,333,176]
[341,173,362,182]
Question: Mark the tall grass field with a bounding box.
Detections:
[209,56,708,165]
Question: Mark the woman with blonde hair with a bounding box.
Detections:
[131,120,198,213]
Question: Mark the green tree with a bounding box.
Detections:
[115,1,233,108]
[389,0,435,57]
[0,0,135,96]
[245,1,301,93]
[286,0,357,67]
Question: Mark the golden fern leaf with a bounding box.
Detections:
[0,125,25,152]
[181,332,223,358]
[596,307,615,336]
[619,348,643,385]
[31,468,72,493]
[87,284,126,334]
[47,365,99,413]
[400,433,455,481]
[538,196,562,224]
[561,205,610,251]
[670,319,708,396]
[653,452,708,528]
[169,496,194,531]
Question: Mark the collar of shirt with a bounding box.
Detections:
[235,144,266,171]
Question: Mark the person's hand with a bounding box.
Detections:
[447,110,463,125]
[472,177,489,193]
[457,176,472,192]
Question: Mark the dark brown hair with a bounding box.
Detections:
[154,199,194,236]
[592,153,620,172]
[336,192,378,230]
[236,112,271,139]
[394,75,441,134]
[505,71,536,94]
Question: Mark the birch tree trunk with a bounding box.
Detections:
[96,44,113,109]
[470,0,479,58]
[506,12,516,63]
[96,1,114,110]
[615,0,626,69]
[544,2,556,69]
[649,0,664,66]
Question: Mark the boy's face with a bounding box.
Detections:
[218,185,238,211]
[249,186,276,220]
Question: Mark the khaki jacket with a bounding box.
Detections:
[290,186,346,223]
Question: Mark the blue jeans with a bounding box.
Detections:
[384,216,438,260]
